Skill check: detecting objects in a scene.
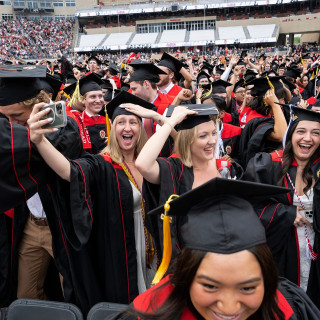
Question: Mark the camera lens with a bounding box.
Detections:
[56,104,62,115]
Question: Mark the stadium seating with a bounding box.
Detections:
[6,299,83,320]
[87,302,128,320]
[247,24,276,39]
[218,26,246,40]
[102,32,133,47]
[189,29,215,43]
[158,29,186,44]
[130,32,159,45]
[78,34,106,48]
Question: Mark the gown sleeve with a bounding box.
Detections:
[244,152,297,258]
[55,153,107,250]
[278,277,320,320]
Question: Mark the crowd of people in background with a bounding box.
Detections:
[0,18,74,60]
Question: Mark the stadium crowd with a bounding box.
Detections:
[1,26,320,319]
[0,18,74,60]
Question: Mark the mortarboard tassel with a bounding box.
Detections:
[70,80,81,107]
[200,84,213,101]
[104,104,111,145]
[152,194,179,285]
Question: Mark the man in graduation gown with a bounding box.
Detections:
[0,65,83,307]
[129,62,175,156]
[63,73,108,154]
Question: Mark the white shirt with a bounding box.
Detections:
[158,82,174,94]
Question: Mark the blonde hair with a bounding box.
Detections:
[174,120,217,167]
[101,116,147,164]
[174,127,197,167]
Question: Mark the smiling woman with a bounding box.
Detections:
[27,91,164,313]
[118,179,320,320]
[244,106,320,308]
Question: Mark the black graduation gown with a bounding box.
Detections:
[244,150,320,308]
[0,117,83,307]
[238,117,281,168]
[53,153,139,315]
[221,123,242,161]
[143,154,243,262]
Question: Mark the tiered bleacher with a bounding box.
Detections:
[101,32,133,50]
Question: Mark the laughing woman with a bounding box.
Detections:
[26,95,165,314]
[244,106,320,309]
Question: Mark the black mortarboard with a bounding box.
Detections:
[201,61,214,74]
[158,52,184,77]
[302,53,312,61]
[248,76,284,97]
[240,50,248,59]
[88,56,102,65]
[282,78,296,92]
[282,104,320,146]
[148,178,289,253]
[237,60,247,66]
[100,78,113,90]
[234,71,257,92]
[284,67,301,79]
[40,73,63,100]
[0,65,46,106]
[106,90,154,121]
[197,71,210,83]
[279,63,286,70]
[63,72,103,97]
[166,103,218,130]
[76,65,87,73]
[211,79,232,94]
[108,63,120,74]
[215,66,225,75]
[130,63,166,83]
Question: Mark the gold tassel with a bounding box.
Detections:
[70,80,81,107]
[265,76,274,90]
[104,104,111,145]
[152,194,179,285]
[200,84,213,101]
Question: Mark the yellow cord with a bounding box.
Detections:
[104,104,111,145]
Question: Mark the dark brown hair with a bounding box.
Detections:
[278,121,320,193]
[248,96,270,116]
[122,245,284,320]
[135,80,157,90]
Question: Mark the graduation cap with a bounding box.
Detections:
[64,72,103,105]
[130,62,166,83]
[240,50,248,59]
[197,71,210,83]
[149,178,289,284]
[106,90,154,121]
[158,52,184,78]
[211,79,232,94]
[259,53,266,60]
[278,63,286,70]
[88,56,102,65]
[108,63,120,75]
[237,60,247,67]
[234,71,257,92]
[201,61,214,74]
[282,105,320,147]
[0,65,46,106]
[282,78,296,92]
[166,103,218,130]
[104,88,120,103]
[215,66,225,75]
[302,53,312,61]
[248,76,284,97]
[40,73,63,100]
[100,78,113,90]
[284,67,301,79]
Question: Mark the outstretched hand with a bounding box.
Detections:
[27,103,58,145]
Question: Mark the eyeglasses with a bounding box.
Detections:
[235,90,245,94]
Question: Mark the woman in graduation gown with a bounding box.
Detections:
[119,179,320,320]
[26,91,170,315]
[244,106,320,309]
[131,103,242,260]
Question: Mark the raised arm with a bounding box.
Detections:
[264,89,287,142]
[28,103,71,182]
[134,106,197,184]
